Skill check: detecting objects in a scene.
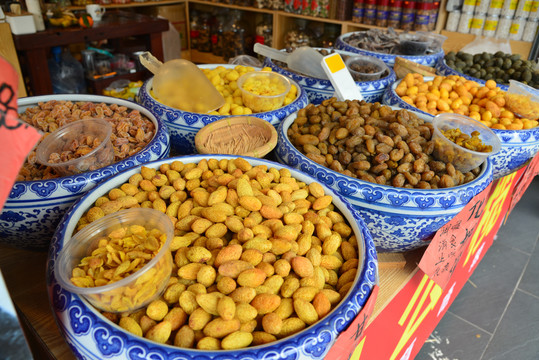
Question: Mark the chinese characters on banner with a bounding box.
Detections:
[0,56,42,209]
[418,183,493,289]
[324,285,379,360]
[507,154,539,217]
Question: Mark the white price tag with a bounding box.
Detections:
[320,53,363,102]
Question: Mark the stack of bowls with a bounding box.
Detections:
[138,64,308,155]
[47,154,378,360]
[382,77,539,179]
[0,95,170,250]
[263,48,396,104]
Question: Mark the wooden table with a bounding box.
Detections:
[0,243,420,359]
[11,11,169,96]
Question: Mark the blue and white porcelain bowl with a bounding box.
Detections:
[138,65,309,155]
[47,154,378,360]
[382,78,539,179]
[276,108,493,252]
[262,48,396,104]
[335,32,444,67]
[0,95,170,250]
[435,58,510,91]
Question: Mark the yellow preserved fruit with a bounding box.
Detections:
[396,74,539,130]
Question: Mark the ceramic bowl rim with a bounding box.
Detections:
[263,47,396,86]
[15,94,164,186]
[140,65,307,121]
[278,106,491,194]
[337,32,445,61]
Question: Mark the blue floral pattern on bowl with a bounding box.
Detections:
[276,110,493,252]
[46,155,378,360]
[262,48,396,104]
[335,32,444,67]
[0,95,170,250]
[382,78,539,179]
[138,65,309,155]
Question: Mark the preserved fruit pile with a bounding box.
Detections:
[444,51,539,89]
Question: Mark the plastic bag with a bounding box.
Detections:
[48,47,86,94]
[459,36,512,55]
[228,55,263,67]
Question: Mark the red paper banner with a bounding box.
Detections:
[418,183,492,289]
[507,154,539,216]
[0,56,42,210]
[325,285,379,360]
[353,169,523,360]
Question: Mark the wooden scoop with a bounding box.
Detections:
[138,52,225,114]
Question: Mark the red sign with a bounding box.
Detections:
[325,285,379,360]
[419,183,492,289]
[0,56,42,210]
[507,154,539,216]
[351,170,523,360]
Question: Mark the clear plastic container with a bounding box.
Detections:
[432,113,501,173]
[399,32,430,54]
[36,118,114,176]
[504,80,539,120]
[509,16,527,40]
[483,13,500,36]
[470,12,486,35]
[475,0,490,14]
[496,14,514,36]
[501,0,519,17]
[522,17,539,40]
[446,10,462,31]
[462,0,477,13]
[515,0,536,18]
[486,0,503,15]
[345,55,389,81]
[237,71,291,113]
[458,11,474,32]
[54,208,174,313]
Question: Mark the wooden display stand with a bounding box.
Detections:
[0,155,536,359]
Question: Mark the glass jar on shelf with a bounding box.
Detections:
[428,0,440,30]
[321,24,340,48]
[189,11,200,51]
[446,10,461,31]
[376,0,390,27]
[284,19,312,50]
[198,12,212,53]
[387,0,403,28]
[400,0,416,30]
[414,0,432,31]
[470,12,486,35]
[482,13,499,37]
[353,0,365,23]
[223,10,251,60]
[211,14,226,57]
[363,0,377,25]
[255,14,273,48]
